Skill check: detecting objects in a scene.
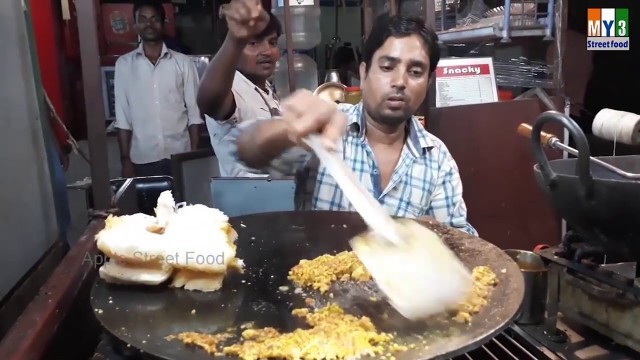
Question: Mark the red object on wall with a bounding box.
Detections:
[61,0,80,60]
[30,0,70,149]
[101,3,176,56]
[498,89,514,101]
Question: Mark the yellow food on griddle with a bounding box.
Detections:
[289,251,498,323]
[452,265,498,323]
[168,304,406,359]
[288,251,371,293]
[165,332,233,355]
[168,266,498,359]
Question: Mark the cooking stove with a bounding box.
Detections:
[91,322,637,360]
[90,328,560,360]
[525,230,640,358]
[552,230,640,290]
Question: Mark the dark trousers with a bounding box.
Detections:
[133,159,171,177]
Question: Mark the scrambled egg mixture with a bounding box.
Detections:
[168,252,498,359]
[168,304,407,360]
[287,251,371,293]
[289,251,498,324]
[166,332,234,354]
[453,265,498,323]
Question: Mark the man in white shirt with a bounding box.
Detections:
[196,0,282,177]
[114,0,202,178]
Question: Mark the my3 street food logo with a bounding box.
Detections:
[587,8,630,51]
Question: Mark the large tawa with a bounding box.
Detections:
[91,211,524,360]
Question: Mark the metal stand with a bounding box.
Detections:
[543,263,568,343]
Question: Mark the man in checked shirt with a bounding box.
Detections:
[230,9,476,235]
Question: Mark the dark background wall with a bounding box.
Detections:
[567,0,639,146]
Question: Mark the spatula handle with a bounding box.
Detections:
[302,135,401,245]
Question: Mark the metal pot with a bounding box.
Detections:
[313,81,346,103]
[504,249,547,325]
[530,111,640,259]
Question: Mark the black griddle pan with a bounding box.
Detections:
[91,211,525,360]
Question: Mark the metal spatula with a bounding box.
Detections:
[302,135,474,320]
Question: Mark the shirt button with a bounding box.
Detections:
[373,169,378,174]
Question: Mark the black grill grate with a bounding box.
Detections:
[451,326,559,360]
[93,326,560,360]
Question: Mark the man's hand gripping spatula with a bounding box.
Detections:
[303,134,474,321]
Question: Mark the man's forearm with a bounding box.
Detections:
[236,119,295,169]
[117,129,132,161]
[188,124,200,150]
[197,35,245,118]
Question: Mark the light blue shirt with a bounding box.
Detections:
[229,101,477,235]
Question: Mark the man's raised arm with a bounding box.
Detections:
[196,0,269,119]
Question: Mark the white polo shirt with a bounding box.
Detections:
[114,43,202,164]
[205,71,280,177]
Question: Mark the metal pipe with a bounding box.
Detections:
[501,0,512,42]
[513,87,557,111]
[545,0,555,40]
[561,98,570,239]
[549,139,640,180]
[519,123,640,180]
[425,0,437,109]
[283,0,296,93]
[111,178,134,208]
[440,0,445,31]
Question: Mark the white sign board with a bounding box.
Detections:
[434,57,499,108]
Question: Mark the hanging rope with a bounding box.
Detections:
[43,89,91,164]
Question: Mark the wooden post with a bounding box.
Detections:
[76,0,111,209]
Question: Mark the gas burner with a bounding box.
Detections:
[539,246,640,297]
[535,241,640,355]
[557,230,636,264]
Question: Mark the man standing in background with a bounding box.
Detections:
[114,0,202,177]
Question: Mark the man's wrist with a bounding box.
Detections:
[224,34,248,50]
[257,120,296,160]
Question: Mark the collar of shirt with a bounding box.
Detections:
[134,42,171,60]
[235,71,278,103]
[341,101,435,158]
